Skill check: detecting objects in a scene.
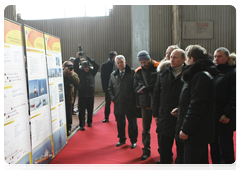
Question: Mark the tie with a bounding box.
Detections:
[120,72,124,79]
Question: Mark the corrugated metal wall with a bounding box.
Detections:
[4,5,16,21]
[181,5,236,54]
[12,5,132,69]
[149,5,172,61]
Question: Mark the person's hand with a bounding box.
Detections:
[76,52,80,58]
[154,117,158,124]
[179,130,188,140]
[171,108,178,117]
[219,115,230,124]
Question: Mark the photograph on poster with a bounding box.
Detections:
[32,136,52,164]
[35,97,42,109]
[58,83,63,93]
[58,68,62,77]
[30,99,35,112]
[59,93,64,102]
[52,126,67,156]
[56,57,60,66]
[42,95,48,106]
[29,80,38,99]
[38,79,47,96]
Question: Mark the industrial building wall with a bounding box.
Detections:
[180,5,236,54]
[15,5,132,69]
[149,5,172,61]
[4,5,17,21]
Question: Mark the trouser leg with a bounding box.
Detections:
[157,134,174,163]
[126,113,138,143]
[78,97,86,127]
[141,107,152,155]
[210,131,221,163]
[104,92,111,120]
[219,131,235,164]
[86,97,94,125]
[184,143,209,164]
[65,103,72,131]
[175,139,184,164]
[115,114,126,142]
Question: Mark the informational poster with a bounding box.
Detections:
[44,33,67,156]
[182,21,213,39]
[4,19,32,164]
[24,25,53,164]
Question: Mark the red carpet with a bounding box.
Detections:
[50,103,236,164]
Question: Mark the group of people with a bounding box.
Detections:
[63,44,236,164]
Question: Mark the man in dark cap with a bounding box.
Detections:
[100,51,118,122]
[133,50,160,160]
[73,56,99,131]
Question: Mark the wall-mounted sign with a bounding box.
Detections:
[182,21,213,39]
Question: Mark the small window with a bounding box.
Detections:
[16,5,113,20]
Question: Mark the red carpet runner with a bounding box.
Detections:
[50,103,236,164]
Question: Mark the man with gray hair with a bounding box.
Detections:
[133,50,160,160]
[152,49,187,164]
[210,47,236,164]
[108,55,138,148]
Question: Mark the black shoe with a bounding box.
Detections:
[102,119,109,123]
[155,160,160,166]
[141,154,150,160]
[87,123,92,127]
[131,143,137,149]
[80,127,85,131]
[116,141,125,147]
[67,130,71,136]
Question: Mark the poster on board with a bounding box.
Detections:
[4,19,32,164]
[24,25,53,164]
[44,33,67,156]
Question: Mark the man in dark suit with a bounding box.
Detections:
[101,51,118,122]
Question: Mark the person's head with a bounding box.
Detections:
[80,58,86,64]
[214,47,230,66]
[115,55,126,71]
[64,61,74,74]
[170,49,186,68]
[137,50,151,69]
[185,45,208,65]
[82,61,90,72]
[69,57,75,64]
[166,45,179,60]
[109,51,118,62]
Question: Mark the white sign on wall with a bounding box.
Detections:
[182,21,213,39]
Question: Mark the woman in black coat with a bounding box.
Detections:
[173,45,219,164]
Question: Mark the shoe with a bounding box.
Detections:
[116,141,125,147]
[80,127,85,131]
[87,123,92,127]
[67,130,71,136]
[141,154,150,160]
[102,119,109,123]
[131,143,137,149]
[155,158,173,164]
[155,160,160,166]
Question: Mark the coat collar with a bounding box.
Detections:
[114,64,131,76]
[135,59,160,73]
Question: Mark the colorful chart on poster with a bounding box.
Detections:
[4,19,32,164]
[24,25,53,164]
[44,34,67,157]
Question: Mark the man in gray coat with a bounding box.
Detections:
[108,55,138,148]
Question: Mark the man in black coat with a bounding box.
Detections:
[174,45,219,164]
[210,47,236,164]
[101,51,118,122]
[152,49,187,164]
[108,55,138,148]
[133,50,159,160]
[73,56,99,131]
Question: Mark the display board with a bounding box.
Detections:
[44,33,67,157]
[182,21,213,39]
[24,25,53,164]
[4,19,32,164]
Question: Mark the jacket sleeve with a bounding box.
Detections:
[108,74,115,102]
[224,69,236,118]
[133,73,140,105]
[73,57,80,75]
[181,73,212,135]
[87,56,99,76]
[152,74,161,118]
[70,72,80,86]
[100,64,107,92]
